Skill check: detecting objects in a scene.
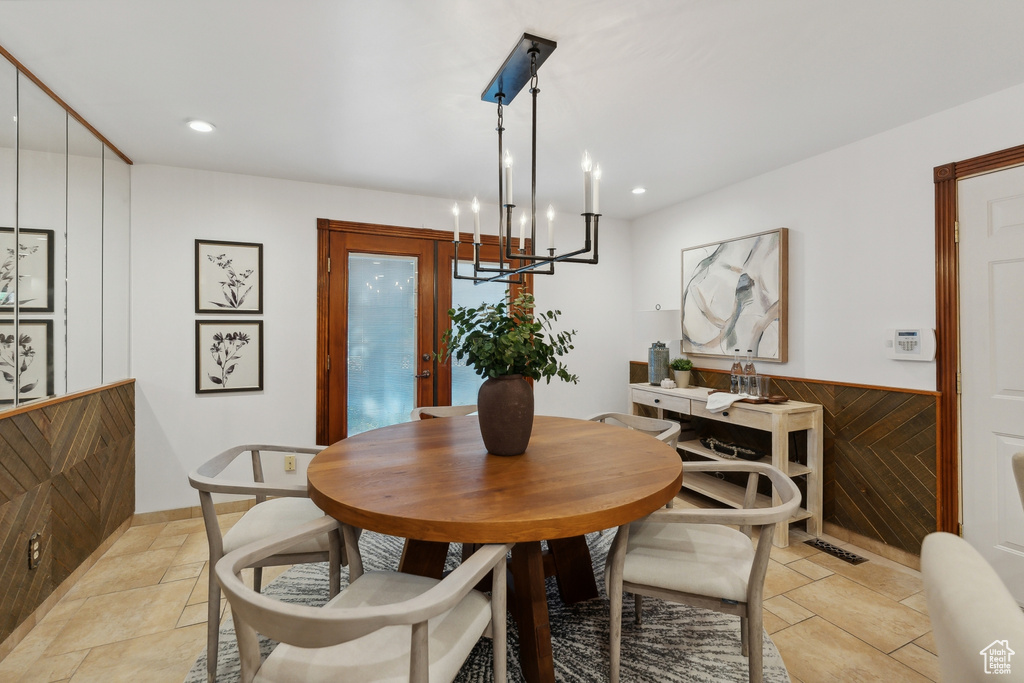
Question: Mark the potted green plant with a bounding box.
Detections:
[669,357,693,388]
[438,290,578,455]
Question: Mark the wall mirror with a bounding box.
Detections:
[0,51,131,409]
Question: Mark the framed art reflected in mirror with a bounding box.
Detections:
[0,228,55,313]
[0,319,54,403]
[681,228,788,362]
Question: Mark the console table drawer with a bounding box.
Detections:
[631,388,690,414]
[689,399,772,430]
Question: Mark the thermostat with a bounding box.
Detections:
[884,328,936,361]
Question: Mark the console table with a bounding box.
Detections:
[629,383,823,547]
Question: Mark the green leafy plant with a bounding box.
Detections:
[438,291,579,384]
[670,357,693,371]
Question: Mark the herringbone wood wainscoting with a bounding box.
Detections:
[0,381,135,646]
[630,363,938,557]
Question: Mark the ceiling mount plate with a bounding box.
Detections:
[481,33,557,105]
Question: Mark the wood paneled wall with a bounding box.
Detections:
[630,363,938,556]
[0,381,135,645]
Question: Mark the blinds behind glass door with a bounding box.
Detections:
[347,254,417,436]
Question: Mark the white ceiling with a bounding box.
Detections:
[2,0,1024,220]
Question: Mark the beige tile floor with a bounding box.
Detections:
[0,507,938,683]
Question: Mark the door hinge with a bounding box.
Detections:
[327,355,331,371]
[956,372,962,394]
[954,221,959,243]
[327,257,331,273]
[958,522,963,537]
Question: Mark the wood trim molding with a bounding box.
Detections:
[934,143,1024,534]
[0,378,135,421]
[316,219,331,444]
[0,43,133,165]
[684,365,940,397]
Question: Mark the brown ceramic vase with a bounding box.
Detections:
[476,374,534,456]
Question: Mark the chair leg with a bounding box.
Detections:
[747,609,764,683]
[634,594,643,625]
[329,529,342,598]
[253,566,262,593]
[740,615,748,657]
[610,578,623,683]
[207,565,221,683]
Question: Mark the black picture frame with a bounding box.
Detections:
[195,319,264,394]
[0,228,55,313]
[0,319,54,403]
[195,239,263,314]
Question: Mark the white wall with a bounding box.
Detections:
[131,165,632,513]
[631,81,1024,391]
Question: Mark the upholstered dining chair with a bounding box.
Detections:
[588,412,682,506]
[605,461,801,683]
[216,516,510,683]
[587,412,681,448]
[188,444,343,683]
[410,404,477,420]
[922,531,1024,682]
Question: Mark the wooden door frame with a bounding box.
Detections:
[316,218,532,444]
[934,142,1024,534]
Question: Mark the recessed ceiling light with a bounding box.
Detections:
[188,120,215,133]
[632,186,647,195]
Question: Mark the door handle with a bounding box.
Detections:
[414,370,431,379]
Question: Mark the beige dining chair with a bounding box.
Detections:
[188,444,343,683]
[922,531,1024,682]
[587,412,681,448]
[589,412,681,506]
[605,461,800,683]
[216,516,510,683]
[410,404,477,420]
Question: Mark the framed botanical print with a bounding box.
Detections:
[0,319,54,403]
[196,319,264,393]
[681,228,788,362]
[0,228,55,313]
[195,239,263,313]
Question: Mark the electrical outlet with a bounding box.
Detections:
[28,532,41,570]
[284,455,296,472]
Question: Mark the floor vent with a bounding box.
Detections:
[805,538,868,565]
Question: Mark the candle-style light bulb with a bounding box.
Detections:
[593,164,601,215]
[471,197,481,243]
[519,211,527,250]
[452,202,460,233]
[582,150,594,213]
[503,150,513,206]
[547,204,555,250]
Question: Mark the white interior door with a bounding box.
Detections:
[959,164,1024,603]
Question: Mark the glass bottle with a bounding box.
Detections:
[743,349,757,396]
[730,350,743,394]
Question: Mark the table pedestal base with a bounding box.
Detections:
[399,536,599,683]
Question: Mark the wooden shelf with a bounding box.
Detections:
[678,439,812,477]
[682,472,812,524]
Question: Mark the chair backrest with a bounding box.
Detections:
[922,531,1024,682]
[216,516,510,681]
[1013,452,1024,515]
[410,404,477,420]
[587,412,681,448]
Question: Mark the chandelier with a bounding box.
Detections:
[452,33,601,284]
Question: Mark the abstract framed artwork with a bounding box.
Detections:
[195,239,263,314]
[195,320,264,393]
[0,228,55,313]
[0,319,54,403]
[681,228,788,362]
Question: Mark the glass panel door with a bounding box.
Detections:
[347,253,419,436]
[449,263,506,406]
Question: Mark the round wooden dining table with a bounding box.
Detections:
[307,414,682,683]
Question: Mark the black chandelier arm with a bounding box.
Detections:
[451,242,525,284]
[502,213,600,265]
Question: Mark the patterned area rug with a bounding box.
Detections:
[186,530,790,682]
